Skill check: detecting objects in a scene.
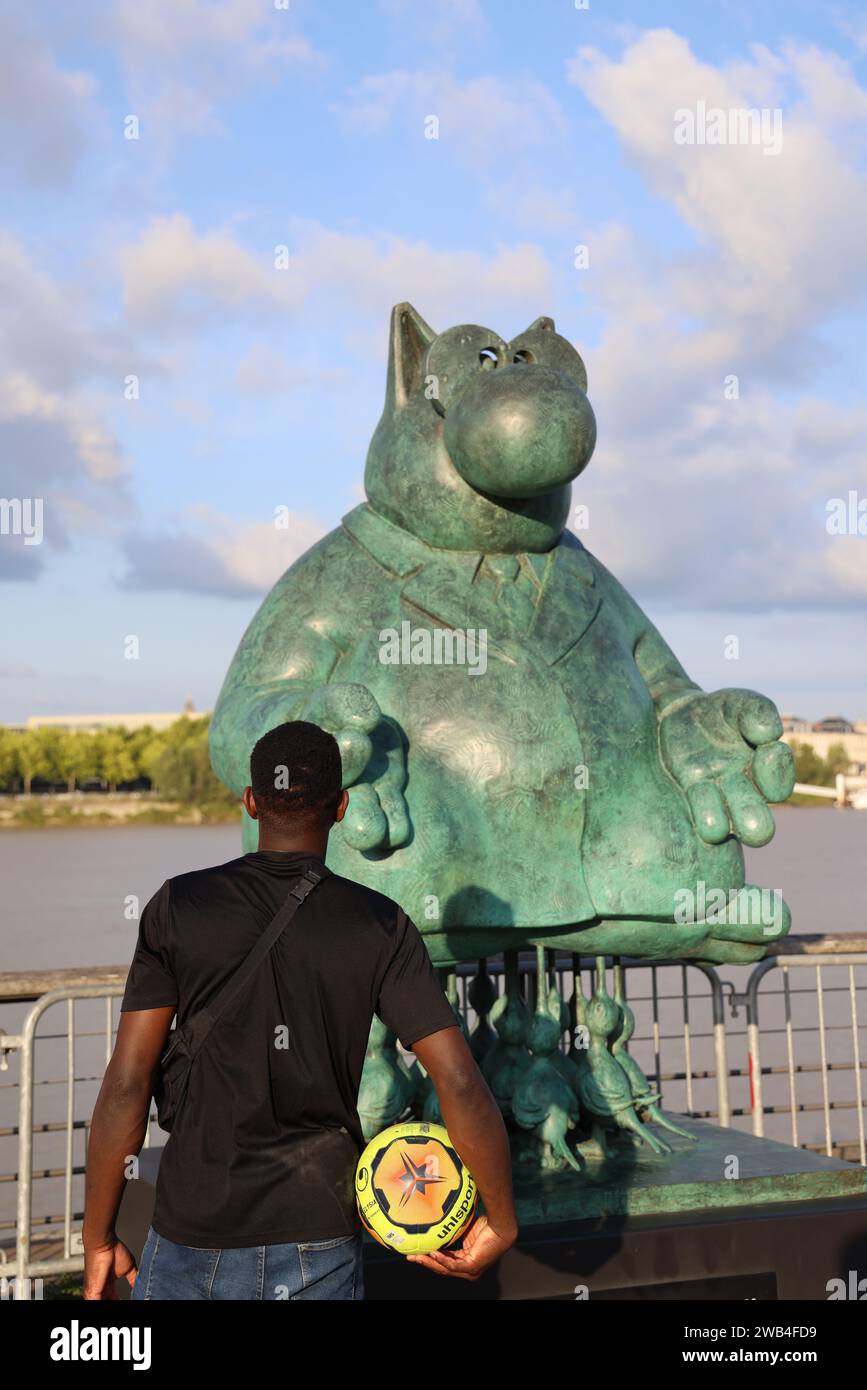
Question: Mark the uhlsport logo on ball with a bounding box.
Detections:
[355,1121,476,1254]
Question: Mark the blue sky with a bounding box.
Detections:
[2,0,866,723]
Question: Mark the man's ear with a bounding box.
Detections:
[242,786,259,821]
[334,788,349,823]
[386,302,436,407]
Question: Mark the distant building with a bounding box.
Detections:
[781,713,811,732]
[16,697,205,735]
[812,716,854,734]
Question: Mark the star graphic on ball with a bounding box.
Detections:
[397,1150,446,1207]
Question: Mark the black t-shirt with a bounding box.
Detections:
[120,850,457,1248]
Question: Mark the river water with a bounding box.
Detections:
[0,808,863,973]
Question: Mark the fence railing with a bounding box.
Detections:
[2,935,865,1288]
[744,952,867,1163]
[0,973,154,1290]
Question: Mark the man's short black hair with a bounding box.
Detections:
[250,721,342,827]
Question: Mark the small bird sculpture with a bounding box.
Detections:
[481,952,532,1116]
[513,947,582,1172]
[573,958,671,1156]
[610,962,697,1142]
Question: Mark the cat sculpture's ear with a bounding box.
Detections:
[386,302,437,407]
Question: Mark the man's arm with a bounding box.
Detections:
[409,1026,517,1280]
[82,1006,174,1299]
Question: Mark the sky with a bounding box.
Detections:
[1,0,866,724]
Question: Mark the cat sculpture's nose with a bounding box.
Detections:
[443,363,596,498]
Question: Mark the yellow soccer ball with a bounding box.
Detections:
[355,1121,477,1255]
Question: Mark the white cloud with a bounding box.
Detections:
[0,373,125,486]
[234,344,350,397]
[110,0,319,136]
[0,234,131,578]
[0,9,96,186]
[825,535,867,598]
[0,232,136,391]
[568,30,867,359]
[120,214,304,330]
[289,223,555,329]
[784,42,867,126]
[484,177,582,234]
[792,399,867,458]
[121,505,325,596]
[561,30,867,613]
[579,381,867,612]
[378,0,485,48]
[342,70,565,165]
[120,215,554,337]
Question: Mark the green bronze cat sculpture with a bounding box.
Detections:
[210,303,794,968]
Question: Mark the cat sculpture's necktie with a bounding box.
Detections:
[477,553,544,634]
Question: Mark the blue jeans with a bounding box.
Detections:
[131,1225,364,1301]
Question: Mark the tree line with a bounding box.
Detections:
[789,740,852,787]
[0,716,234,805]
[0,721,851,805]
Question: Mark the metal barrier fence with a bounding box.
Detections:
[450,955,733,1127]
[745,954,867,1163]
[1,937,866,1288]
[0,979,152,1290]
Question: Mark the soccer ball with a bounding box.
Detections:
[355,1121,477,1255]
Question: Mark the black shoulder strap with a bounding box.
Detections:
[185,867,326,1062]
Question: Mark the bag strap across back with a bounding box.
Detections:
[183,866,326,1063]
